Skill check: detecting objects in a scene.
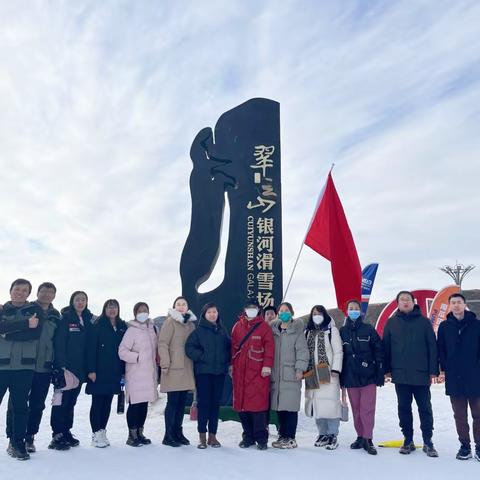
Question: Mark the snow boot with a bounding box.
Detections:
[207,433,221,448]
[137,427,151,445]
[198,433,207,449]
[10,440,30,461]
[126,428,143,447]
[48,433,71,451]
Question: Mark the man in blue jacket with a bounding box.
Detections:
[438,293,480,462]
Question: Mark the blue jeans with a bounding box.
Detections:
[316,417,340,435]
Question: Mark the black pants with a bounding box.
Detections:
[395,383,434,442]
[238,411,268,444]
[126,402,148,429]
[196,374,225,434]
[164,390,188,438]
[0,370,34,443]
[277,410,298,439]
[89,394,114,432]
[50,384,82,435]
[6,371,51,439]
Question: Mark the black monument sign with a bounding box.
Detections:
[180,98,283,331]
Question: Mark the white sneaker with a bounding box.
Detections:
[280,438,298,449]
[91,431,108,448]
[101,430,110,446]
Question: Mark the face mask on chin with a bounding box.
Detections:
[245,308,258,319]
[136,312,149,323]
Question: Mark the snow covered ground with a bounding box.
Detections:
[0,383,477,479]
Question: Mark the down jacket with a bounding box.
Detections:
[118,319,158,404]
[270,319,309,412]
[231,314,274,412]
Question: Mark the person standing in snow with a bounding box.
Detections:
[304,305,343,450]
[5,282,59,455]
[185,302,231,449]
[49,291,93,451]
[340,299,384,455]
[0,278,44,461]
[383,290,439,457]
[86,299,127,448]
[158,296,196,447]
[231,299,274,450]
[118,302,158,447]
[437,293,480,462]
[270,302,309,449]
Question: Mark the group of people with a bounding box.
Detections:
[0,279,479,464]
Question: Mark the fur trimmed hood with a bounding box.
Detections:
[168,308,197,324]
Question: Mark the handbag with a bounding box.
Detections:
[190,391,198,421]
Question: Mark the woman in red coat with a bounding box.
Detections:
[231,300,274,450]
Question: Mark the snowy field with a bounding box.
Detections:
[0,383,478,479]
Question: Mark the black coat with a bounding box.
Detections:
[437,310,480,397]
[86,316,127,395]
[340,317,384,388]
[383,305,439,386]
[53,307,94,383]
[185,317,231,376]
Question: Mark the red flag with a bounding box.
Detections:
[304,172,361,312]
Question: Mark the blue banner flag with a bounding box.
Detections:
[361,263,379,314]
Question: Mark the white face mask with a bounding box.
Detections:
[245,308,258,319]
[136,312,149,323]
[312,314,324,325]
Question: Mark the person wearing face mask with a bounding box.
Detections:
[339,299,384,455]
[49,291,93,451]
[231,300,274,450]
[270,302,309,449]
[185,303,231,449]
[86,299,127,448]
[158,296,197,447]
[118,302,158,447]
[304,305,343,450]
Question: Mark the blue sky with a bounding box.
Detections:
[0,0,479,317]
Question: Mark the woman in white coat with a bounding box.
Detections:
[304,305,343,450]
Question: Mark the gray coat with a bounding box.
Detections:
[270,319,309,412]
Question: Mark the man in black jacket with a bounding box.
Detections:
[383,290,439,457]
[6,282,59,453]
[438,293,480,462]
[0,278,44,460]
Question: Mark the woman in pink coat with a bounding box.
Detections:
[118,302,158,447]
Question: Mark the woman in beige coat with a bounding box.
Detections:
[158,296,196,447]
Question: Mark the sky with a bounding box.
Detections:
[0,0,479,318]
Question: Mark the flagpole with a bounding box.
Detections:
[282,163,335,302]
